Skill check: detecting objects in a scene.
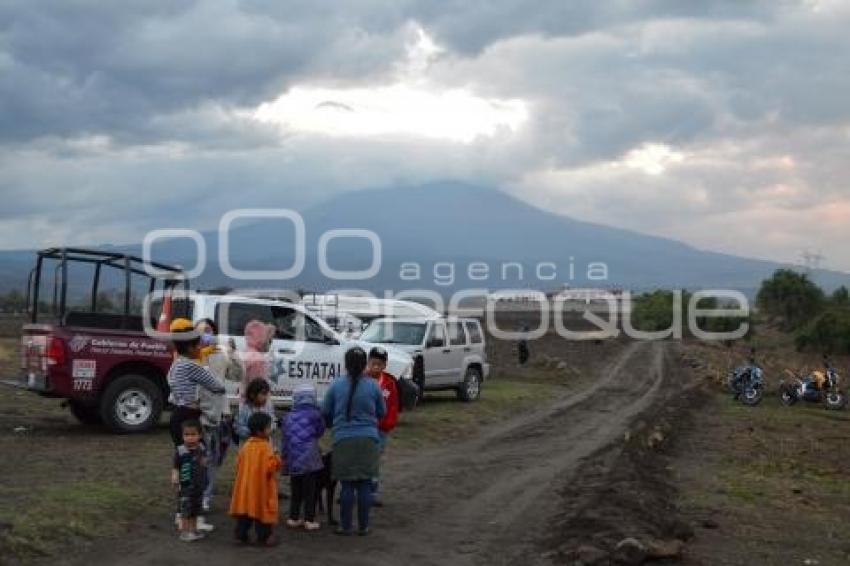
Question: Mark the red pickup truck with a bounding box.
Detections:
[12,248,188,433]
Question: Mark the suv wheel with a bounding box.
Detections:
[69,400,102,425]
[99,374,163,433]
[457,367,482,403]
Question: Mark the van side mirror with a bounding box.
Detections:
[427,337,444,348]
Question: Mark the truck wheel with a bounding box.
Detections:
[69,400,102,425]
[99,374,163,433]
[457,367,482,403]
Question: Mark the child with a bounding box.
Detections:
[235,378,277,444]
[194,318,231,515]
[229,412,282,546]
[171,419,209,542]
[240,320,275,397]
[282,384,326,530]
[366,347,399,507]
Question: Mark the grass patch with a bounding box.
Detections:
[0,337,15,370]
[675,388,850,564]
[390,378,565,450]
[0,481,148,560]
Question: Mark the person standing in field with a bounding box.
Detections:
[235,378,277,445]
[366,346,398,507]
[240,320,275,399]
[282,383,326,531]
[166,318,226,447]
[229,412,282,547]
[194,318,231,514]
[172,419,208,542]
[321,347,386,536]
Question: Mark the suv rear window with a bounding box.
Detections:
[465,321,483,344]
[448,322,467,346]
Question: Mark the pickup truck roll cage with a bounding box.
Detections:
[27,247,188,327]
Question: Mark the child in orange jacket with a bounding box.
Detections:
[229,412,282,546]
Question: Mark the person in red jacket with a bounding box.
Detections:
[367,347,398,507]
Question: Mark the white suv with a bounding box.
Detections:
[182,294,415,407]
[359,317,490,402]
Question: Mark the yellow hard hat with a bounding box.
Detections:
[169,318,194,333]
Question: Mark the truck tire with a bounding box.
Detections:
[69,400,102,425]
[99,374,163,433]
[456,366,482,403]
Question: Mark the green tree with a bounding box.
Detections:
[831,285,849,306]
[756,269,824,331]
[795,310,850,354]
[630,290,683,333]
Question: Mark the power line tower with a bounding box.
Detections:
[800,249,825,274]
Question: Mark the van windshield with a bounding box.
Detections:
[360,321,427,345]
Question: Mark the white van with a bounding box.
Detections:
[184,293,415,408]
[359,317,490,402]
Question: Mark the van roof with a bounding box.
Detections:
[369,316,481,324]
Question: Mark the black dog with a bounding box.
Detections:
[316,452,338,525]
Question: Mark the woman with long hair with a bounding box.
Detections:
[321,347,386,536]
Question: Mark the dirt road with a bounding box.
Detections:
[62,340,676,566]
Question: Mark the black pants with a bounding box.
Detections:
[235,516,272,543]
[169,406,202,447]
[290,472,319,522]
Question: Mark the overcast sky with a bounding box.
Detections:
[1,0,848,270]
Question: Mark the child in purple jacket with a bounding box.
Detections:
[282,384,326,530]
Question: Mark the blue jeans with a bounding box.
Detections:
[339,480,372,532]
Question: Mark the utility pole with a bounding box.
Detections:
[800,249,825,274]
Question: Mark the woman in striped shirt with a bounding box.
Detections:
[167,318,227,447]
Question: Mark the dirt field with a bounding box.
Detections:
[1,324,849,566]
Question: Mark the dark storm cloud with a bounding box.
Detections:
[402,0,789,54]
[1,0,849,269]
[0,0,795,144]
[0,0,409,143]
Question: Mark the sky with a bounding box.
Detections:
[1,0,849,271]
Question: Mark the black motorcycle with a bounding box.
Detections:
[727,361,764,406]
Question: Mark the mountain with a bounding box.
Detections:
[1,181,848,296]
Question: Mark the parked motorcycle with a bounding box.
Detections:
[727,354,764,406]
[779,358,846,410]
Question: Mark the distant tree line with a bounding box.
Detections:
[629,289,751,338]
[757,269,850,354]
[0,289,26,313]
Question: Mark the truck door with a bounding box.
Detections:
[423,320,454,386]
[270,306,342,403]
[445,320,469,385]
[214,300,275,400]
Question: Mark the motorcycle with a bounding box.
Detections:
[727,359,764,406]
[779,359,846,410]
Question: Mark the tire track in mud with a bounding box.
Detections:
[71,340,673,566]
[378,340,669,566]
